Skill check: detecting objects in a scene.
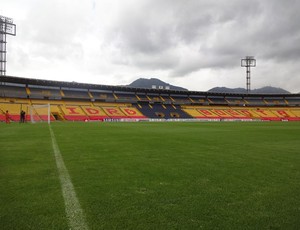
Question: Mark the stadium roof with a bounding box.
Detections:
[1,75,299,97]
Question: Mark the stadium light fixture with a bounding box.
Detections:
[241,56,256,93]
[0,15,16,76]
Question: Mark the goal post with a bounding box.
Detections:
[29,103,51,124]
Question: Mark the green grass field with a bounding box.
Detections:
[1,121,300,229]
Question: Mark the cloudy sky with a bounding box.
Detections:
[2,0,300,92]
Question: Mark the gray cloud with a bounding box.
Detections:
[105,0,300,80]
[2,0,300,92]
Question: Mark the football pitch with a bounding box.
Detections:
[1,121,300,229]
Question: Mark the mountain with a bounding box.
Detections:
[208,86,290,94]
[127,78,188,91]
[127,78,291,94]
[251,86,290,94]
[208,87,247,94]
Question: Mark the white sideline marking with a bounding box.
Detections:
[49,125,89,230]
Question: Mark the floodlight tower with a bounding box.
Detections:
[0,15,16,76]
[241,56,256,93]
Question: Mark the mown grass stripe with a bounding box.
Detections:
[49,125,88,230]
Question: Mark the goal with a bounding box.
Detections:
[29,104,51,124]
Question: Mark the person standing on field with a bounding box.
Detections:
[20,110,23,123]
[20,110,26,123]
[5,110,10,124]
[22,111,26,123]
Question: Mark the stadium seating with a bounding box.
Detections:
[101,107,128,119]
[28,86,62,99]
[0,84,28,98]
[81,106,108,121]
[136,93,150,102]
[270,109,299,121]
[60,105,88,121]
[207,96,228,105]
[0,102,29,121]
[1,76,299,122]
[158,94,171,103]
[137,103,192,119]
[147,94,163,102]
[89,90,116,102]
[181,106,300,121]
[114,92,138,102]
[264,97,287,106]
[289,109,300,120]
[197,108,221,119]
[285,97,300,106]
[225,97,246,106]
[188,95,208,105]
[1,99,299,122]
[244,97,266,106]
[170,94,191,104]
[120,107,146,119]
[137,103,158,118]
[62,88,91,99]
[31,106,55,122]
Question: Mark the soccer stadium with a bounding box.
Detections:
[1,74,300,229]
[1,2,300,229]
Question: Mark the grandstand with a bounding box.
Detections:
[0,75,300,122]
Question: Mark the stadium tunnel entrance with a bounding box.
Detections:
[52,112,64,121]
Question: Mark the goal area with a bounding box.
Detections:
[29,104,51,124]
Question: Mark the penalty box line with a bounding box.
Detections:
[49,125,89,230]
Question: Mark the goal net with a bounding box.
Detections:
[29,104,51,124]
